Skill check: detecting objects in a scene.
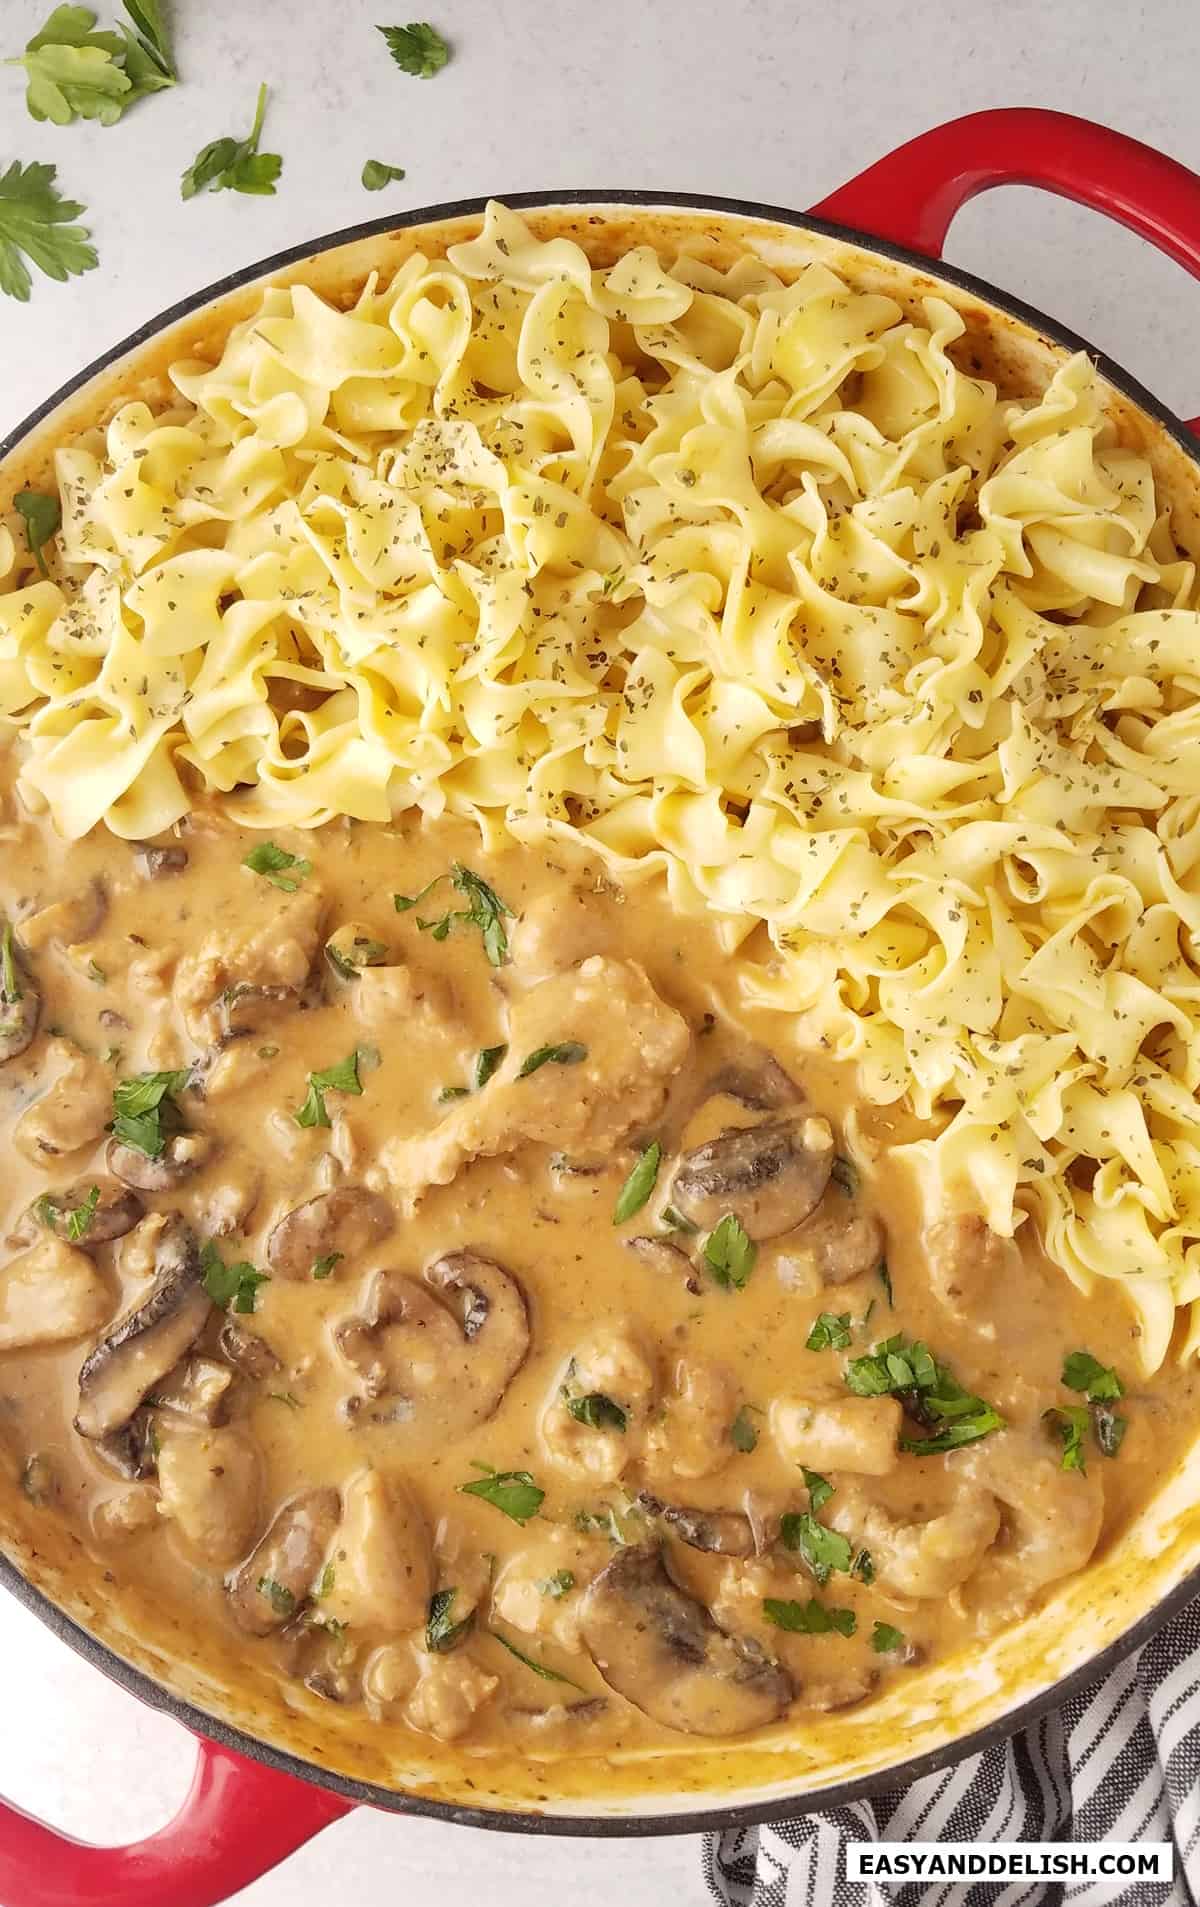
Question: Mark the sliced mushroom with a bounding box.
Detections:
[94,1408,158,1481]
[266,1187,394,1282]
[579,1545,793,1736]
[635,1492,756,1557]
[30,1179,143,1248]
[106,1129,215,1192]
[227,1487,341,1635]
[75,1222,212,1440]
[625,1235,701,1293]
[135,844,189,878]
[670,1116,835,1240]
[333,1249,530,1441]
[17,880,106,951]
[218,1317,281,1381]
[703,1054,802,1112]
[0,1237,110,1351]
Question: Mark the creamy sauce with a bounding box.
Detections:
[1,783,1197,1754]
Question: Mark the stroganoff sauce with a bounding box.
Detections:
[1,773,1196,1755]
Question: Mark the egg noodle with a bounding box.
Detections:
[2,203,1199,1365]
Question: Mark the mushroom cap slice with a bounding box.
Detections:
[333,1249,530,1442]
[31,1179,143,1247]
[580,1545,793,1737]
[635,1493,756,1557]
[106,1130,215,1193]
[75,1222,212,1440]
[670,1117,834,1240]
[266,1186,394,1281]
[227,1487,341,1635]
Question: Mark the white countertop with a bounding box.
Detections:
[2,0,1200,1900]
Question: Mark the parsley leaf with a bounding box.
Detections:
[201,1239,270,1315]
[803,1467,833,1512]
[14,489,60,576]
[871,1621,906,1654]
[426,1587,473,1653]
[879,1261,894,1306]
[490,1629,583,1688]
[703,1212,756,1291]
[294,1049,365,1128]
[362,158,406,191]
[729,1404,759,1453]
[181,83,282,200]
[473,1043,507,1089]
[0,158,97,302]
[806,1310,852,1352]
[242,841,311,892]
[256,1575,295,1617]
[762,1597,856,1637]
[844,1332,1005,1455]
[517,1040,587,1077]
[325,933,388,979]
[1045,1403,1090,1473]
[1062,1350,1123,1402]
[311,1251,341,1280]
[564,1391,627,1432]
[539,1569,575,1599]
[613,1142,661,1224]
[13,6,131,126]
[65,1183,99,1240]
[0,920,21,1002]
[398,863,514,965]
[378,21,450,78]
[109,1067,190,1158]
[779,1511,852,1587]
[460,1464,544,1525]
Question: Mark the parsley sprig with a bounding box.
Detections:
[294,1049,365,1128]
[703,1213,756,1291]
[8,3,176,129]
[181,82,282,200]
[378,21,450,78]
[242,840,311,891]
[200,1239,270,1315]
[109,1067,190,1158]
[460,1462,544,1525]
[394,863,514,966]
[845,1332,1004,1454]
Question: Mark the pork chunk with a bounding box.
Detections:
[174,887,324,1041]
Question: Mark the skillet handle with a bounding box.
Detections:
[809,106,1200,432]
[0,1738,352,1907]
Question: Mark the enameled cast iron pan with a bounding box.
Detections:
[3,107,1200,1907]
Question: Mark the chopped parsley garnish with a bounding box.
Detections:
[362,158,406,190]
[806,1310,852,1352]
[660,1204,699,1235]
[1062,1350,1123,1402]
[517,1040,587,1077]
[439,1085,470,1103]
[845,1332,1004,1454]
[490,1629,583,1688]
[316,1563,335,1600]
[242,840,311,892]
[762,1597,856,1637]
[324,934,388,978]
[574,1504,630,1545]
[62,1183,100,1240]
[564,1391,627,1432]
[181,82,282,199]
[872,1621,906,1655]
[11,2,176,129]
[109,1067,190,1158]
[0,920,20,1002]
[267,1390,301,1410]
[460,1463,544,1525]
[311,1251,341,1280]
[0,158,96,303]
[878,1261,894,1306]
[729,1404,759,1453]
[294,1049,365,1128]
[86,958,106,985]
[539,1569,575,1599]
[426,1587,473,1653]
[474,1043,507,1088]
[703,1212,756,1291]
[378,21,450,77]
[613,1141,661,1224]
[851,1547,875,1583]
[395,863,514,966]
[200,1239,270,1315]
[14,488,61,575]
[803,1467,833,1512]
[779,1511,853,1587]
[830,1155,858,1196]
[1045,1404,1091,1472]
[256,1575,295,1617]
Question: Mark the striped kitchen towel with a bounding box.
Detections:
[705,1599,1200,1907]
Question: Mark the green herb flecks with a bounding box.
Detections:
[564,1391,627,1432]
[294,1049,365,1128]
[613,1142,661,1225]
[108,1067,190,1158]
[257,1575,295,1617]
[1045,1403,1091,1473]
[729,1404,759,1453]
[806,1310,852,1352]
[779,1511,853,1588]
[845,1332,1004,1455]
[460,1463,544,1525]
[311,1252,342,1281]
[762,1597,856,1637]
[426,1587,474,1653]
[242,841,311,892]
[802,1468,833,1512]
[14,488,61,575]
[517,1040,587,1078]
[872,1621,906,1655]
[395,863,514,966]
[702,1213,756,1291]
[539,1569,575,1599]
[201,1239,270,1315]
[490,1629,584,1688]
[324,934,388,979]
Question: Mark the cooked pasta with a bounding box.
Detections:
[2,201,1199,1364]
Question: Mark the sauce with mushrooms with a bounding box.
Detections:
[2,787,1198,1751]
